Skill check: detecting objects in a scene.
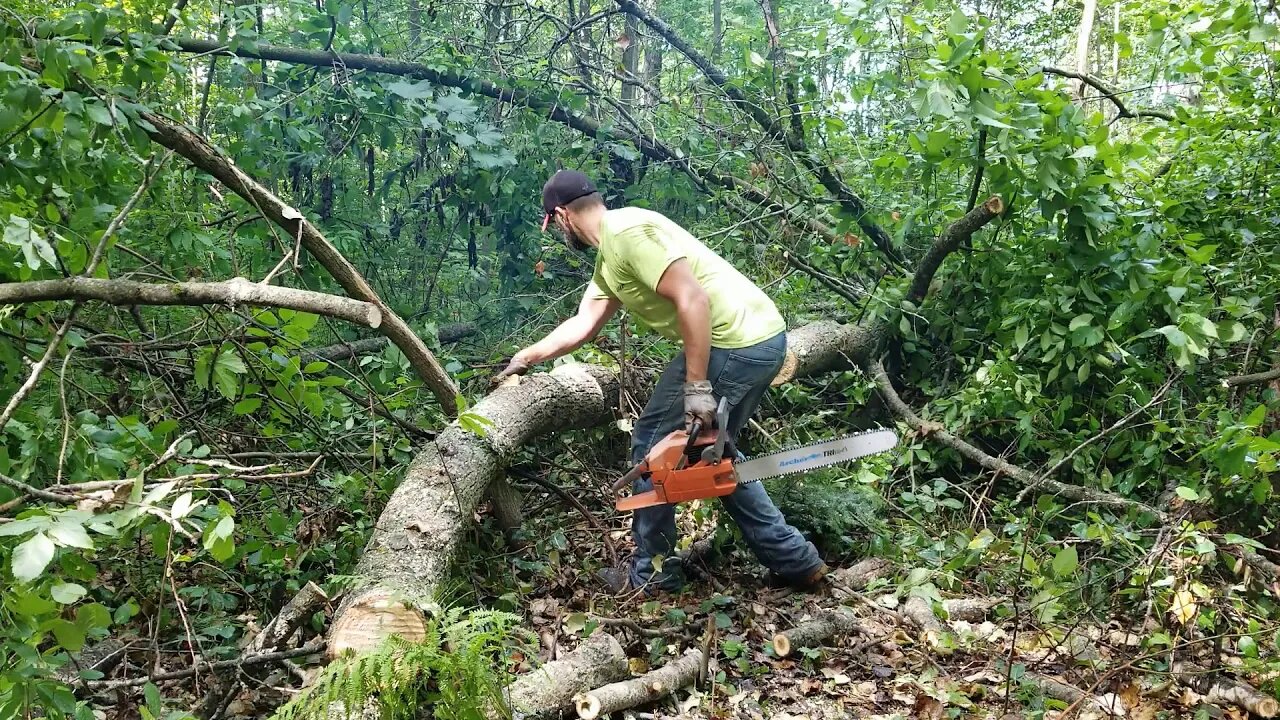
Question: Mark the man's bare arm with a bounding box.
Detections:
[515,295,621,365]
[655,259,711,382]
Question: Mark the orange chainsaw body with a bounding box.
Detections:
[614,426,740,511]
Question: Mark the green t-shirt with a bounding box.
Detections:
[585,207,786,349]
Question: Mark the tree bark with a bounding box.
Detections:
[0,277,383,328]
[1074,0,1098,99]
[502,632,629,719]
[573,648,703,719]
[139,111,461,414]
[772,607,862,657]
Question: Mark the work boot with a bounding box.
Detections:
[767,563,831,592]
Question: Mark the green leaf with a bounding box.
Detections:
[1070,145,1097,159]
[1236,635,1259,658]
[1175,486,1201,501]
[1165,287,1187,303]
[303,361,329,374]
[1014,325,1029,349]
[212,350,246,400]
[50,619,85,652]
[1051,545,1078,578]
[13,532,56,583]
[1155,325,1188,348]
[1068,314,1093,331]
[51,582,87,604]
[1181,313,1217,339]
[49,522,94,549]
[232,398,262,415]
[84,102,113,126]
[1244,404,1267,428]
[387,79,433,99]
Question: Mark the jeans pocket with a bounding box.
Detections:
[715,348,784,406]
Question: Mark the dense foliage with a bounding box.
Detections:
[1,0,1278,716]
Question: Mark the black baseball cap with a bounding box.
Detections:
[541,170,598,231]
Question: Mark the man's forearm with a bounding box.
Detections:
[517,316,596,364]
[676,294,712,382]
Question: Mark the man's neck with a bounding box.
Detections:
[574,205,608,248]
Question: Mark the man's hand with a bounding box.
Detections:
[683,380,717,431]
[491,356,532,386]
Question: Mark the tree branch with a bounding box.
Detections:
[906,196,1004,305]
[137,110,460,413]
[1041,66,1175,121]
[612,0,904,268]
[1222,366,1280,388]
[85,639,325,690]
[867,360,1161,515]
[0,277,383,328]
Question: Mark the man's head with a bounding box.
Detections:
[542,169,604,251]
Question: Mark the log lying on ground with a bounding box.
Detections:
[328,364,621,658]
[829,557,893,593]
[502,632,628,720]
[1175,662,1280,718]
[941,597,1003,622]
[1023,672,1121,715]
[0,277,383,328]
[56,638,128,685]
[772,607,862,658]
[573,649,704,720]
[902,596,947,646]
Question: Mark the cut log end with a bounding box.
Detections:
[367,308,383,329]
[984,195,1005,215]
[772,632,792,657]
[771,350,799,386]
[574,693,602,720]
[327,590,428,659]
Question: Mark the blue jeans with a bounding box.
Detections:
[627,331,823,592]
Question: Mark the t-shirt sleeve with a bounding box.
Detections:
[585,265,615,301]
[616,221,687,291]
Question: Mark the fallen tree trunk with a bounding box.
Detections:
[328,364,622,658]
[0,277,383,328]
[902,596,947,647]
[1023,672,1120,716]
[573,648,703,720]
[772,607,862,658]
[324,198,1007,658]
[502,632,628,720]
[1175,662,1280,718]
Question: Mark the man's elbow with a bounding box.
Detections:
[677,286,710,312]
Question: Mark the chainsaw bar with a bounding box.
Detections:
[734,428,898,485]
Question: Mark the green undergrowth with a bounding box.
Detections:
[271,607,527,720]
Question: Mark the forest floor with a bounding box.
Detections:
[466,479,1259,720]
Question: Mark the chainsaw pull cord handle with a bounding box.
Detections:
[702,397,731,464]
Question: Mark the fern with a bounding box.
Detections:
[272,607,528,720]
[771,475,887,553]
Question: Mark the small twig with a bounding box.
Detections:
[85,640,324,689]
[510,466,619,565]
[1041,66,1175,121]
[0,472,78,503]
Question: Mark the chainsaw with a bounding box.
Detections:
[611,398,898,511]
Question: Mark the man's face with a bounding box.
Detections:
[553,208,590,252]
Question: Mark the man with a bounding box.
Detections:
[494,169,826,594]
